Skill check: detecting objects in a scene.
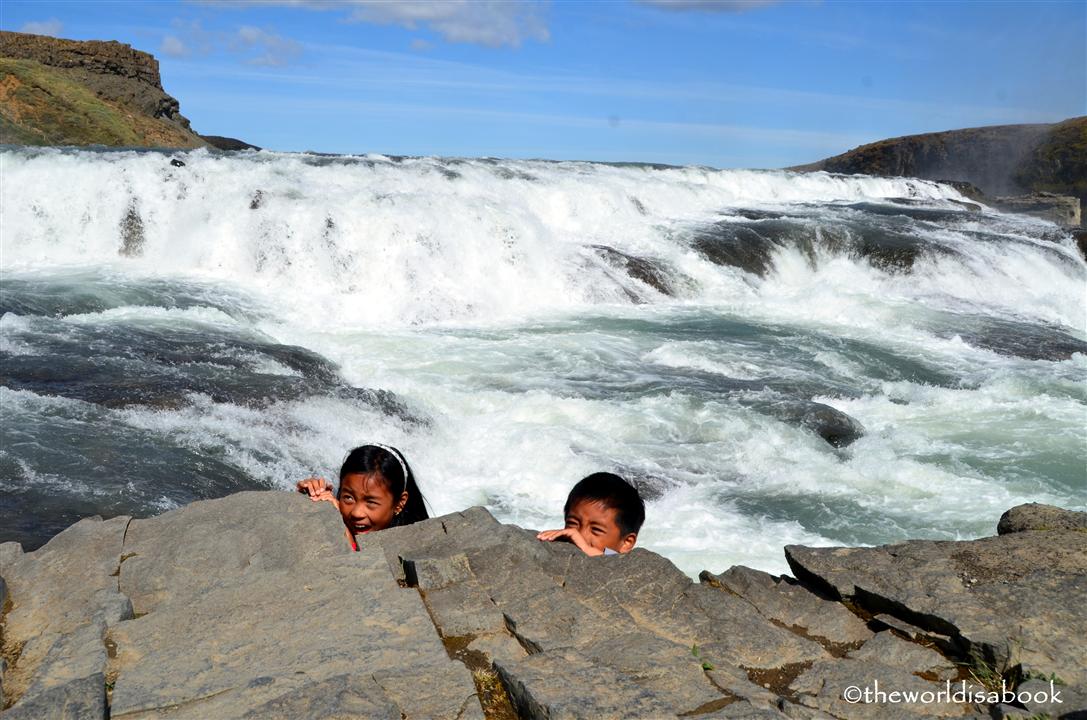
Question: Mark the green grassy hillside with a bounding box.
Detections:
[0,57,204,148]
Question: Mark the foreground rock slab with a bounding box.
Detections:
[2,496,1084,719]
[786,513,1087,691]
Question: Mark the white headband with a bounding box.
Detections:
[369,443,409,490]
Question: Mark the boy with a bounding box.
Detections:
[537,472,645,556]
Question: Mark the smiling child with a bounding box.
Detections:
[297,444,428,549]
[537,472,645,556]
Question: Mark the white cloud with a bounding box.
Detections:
[160,20,302,67]
[410,38,434,52]
[204,0,549,48]
[232,25,303,66]
[346,0,548,47]
[638,0,780,11]
[161,35,190,58]
[20,18,64,36]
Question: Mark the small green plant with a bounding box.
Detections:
[1023,670,1066,686]
[691,643,715,672]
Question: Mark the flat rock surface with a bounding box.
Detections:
[703,566,873,653]
[119,491,349,614]
[3,493,1084,719]
[1,515,131,708]
[786,530,1087,688]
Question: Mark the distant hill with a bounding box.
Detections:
[793,117,1087,208]
[0,31,254,150]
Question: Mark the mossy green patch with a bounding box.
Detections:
[0,58,144,145]
[0,57,202,148]
[1015,117,1087,202]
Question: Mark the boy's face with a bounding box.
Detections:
[565,499,638,554]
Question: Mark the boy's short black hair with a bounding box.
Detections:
[564,472,645,537]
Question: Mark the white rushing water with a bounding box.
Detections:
[2,147,1084,575]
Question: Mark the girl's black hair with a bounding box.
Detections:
[339,444,429,527]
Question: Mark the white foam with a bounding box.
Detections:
[3,149,1084,578]
[0,149,978,331]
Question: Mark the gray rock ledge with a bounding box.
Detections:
[1,495,1083,719]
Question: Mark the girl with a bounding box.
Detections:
[297,444,429,549]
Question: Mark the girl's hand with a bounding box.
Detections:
[296,477,335,504]
[536,527,604,556]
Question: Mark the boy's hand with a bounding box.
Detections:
[296,478,336,506]
[536,528,604,556]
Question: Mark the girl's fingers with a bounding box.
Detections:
[297,477,329,497]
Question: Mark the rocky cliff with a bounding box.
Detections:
[0,31,206,148]
[1,494,1084,719]
[794,117,1087,215]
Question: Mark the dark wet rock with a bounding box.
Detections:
[847,201,973,224]
[333,385,430,427]
[938,316,1087,361]
[726,208,785,221]
[590,244,676,296]
[169,158,185,167]
[993,193,1081,226]
[839,222,949,272]
[615,467,673,502]
[0,423,262,553]
[691,214,945,277]
[118,202,145,257]
[693,219,809,276]
[997,503,1087,535]
[1069,227,1087,261]
[0,317,429,423]
[756,400,866,448]
[785,529,1087,687]
[947,199,982,212]
[202,135,260,151]
[938,180,988,203]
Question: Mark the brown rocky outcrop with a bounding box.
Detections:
[0,31,186,125]
[0,31,223,148]
[792,117,1087,227]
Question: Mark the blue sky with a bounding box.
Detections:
[3,1,1084,167]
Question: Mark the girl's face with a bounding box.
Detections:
[337,472,407,535]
